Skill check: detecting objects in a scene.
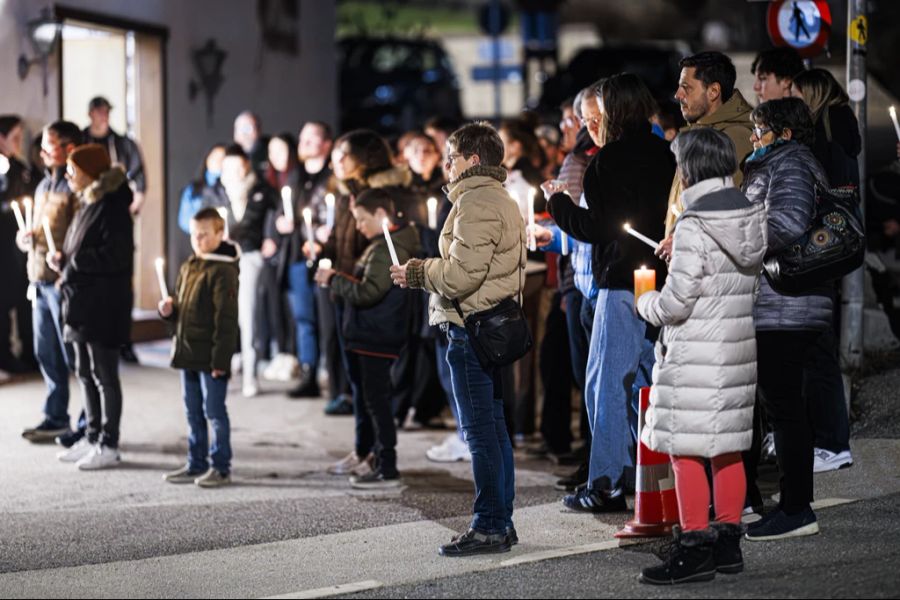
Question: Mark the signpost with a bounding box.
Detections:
[766,0,832,58]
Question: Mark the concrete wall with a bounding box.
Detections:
[1,0,337,271]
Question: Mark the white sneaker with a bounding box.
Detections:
[813,448,853,473]
[327,451,363,475]
[242,379,259,398]
[277,354,300,382]
[76,444,121,470]
[231,353,242,374]
[426,434,471,463]
[57,438,94,463]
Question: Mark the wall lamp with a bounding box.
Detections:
[17,9,62,96]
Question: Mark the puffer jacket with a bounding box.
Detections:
[664,90,755,236]
[28,167,80,283]
[742,141,832,331]
[405,165,526,327]
[637,181,767,457]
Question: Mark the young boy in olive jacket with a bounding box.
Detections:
[314,188,420,490]
[159,207,240,488]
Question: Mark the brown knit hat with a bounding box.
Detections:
[68,144,111,180]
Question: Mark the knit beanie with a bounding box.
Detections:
[68,144,111,180]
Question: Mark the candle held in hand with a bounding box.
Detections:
[217,207,229,239]
[890,106,900,142]
[281,186,294,222]
[23,197,33,233]
[155,257,168,299]
[527,188,537,251]
[427,197,438,230]
[11,200,26,232]
[325,193,335,230]
[623,222,660,251]
[382,218,400,267]
[303,207,316,263]
[634,265,656,307]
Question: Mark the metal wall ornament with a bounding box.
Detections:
[188,39,227,128]
[17,8,62,97]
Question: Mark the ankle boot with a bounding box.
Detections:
[711,522,746,574]
[640,526,718,585]
[287,364,320,398]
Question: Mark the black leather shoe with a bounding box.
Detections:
[506,526,518,546]
[439,528,511,557]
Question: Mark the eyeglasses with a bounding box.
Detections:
[580,116,602,128]
[752,126,772,138]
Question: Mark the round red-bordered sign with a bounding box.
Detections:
[767,0,832,58]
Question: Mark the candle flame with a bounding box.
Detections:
[427,197,437,208]
[281,186,291,200]
[325,193,335,206]
[155,257,165,268]
[302,207,313,219]
[623,222,631,231]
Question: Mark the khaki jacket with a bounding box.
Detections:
[28,167,80,283]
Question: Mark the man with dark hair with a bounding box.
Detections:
[657,51,755,260]
[751,47,805,103]
[18,121,82,444]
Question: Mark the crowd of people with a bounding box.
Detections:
[1,43,893,578]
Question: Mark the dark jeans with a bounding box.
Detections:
[334,300,369,457]
[347,352,398,477]
[539,291,574,454]
[257,261,293,359]
[33,283,74,427]
[73,341,122,448]
[446,324,515,534]
[182,369,231,474]
[756,330,819,515]
[317,287,349,402]
[804,327,851,453]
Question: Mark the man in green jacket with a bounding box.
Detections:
[159,207,239,488]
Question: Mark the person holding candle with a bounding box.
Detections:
[49,144,133,470]
[159,207,240,488]
[390,121,525,556]
[314,188,420,489]
[546,73,675,514]
[17,121,84,446]
[634,128,767,585]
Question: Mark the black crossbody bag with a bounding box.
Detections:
[451,238,532,369]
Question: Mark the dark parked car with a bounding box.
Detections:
[338,36,463,135]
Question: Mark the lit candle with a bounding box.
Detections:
[528,187,537,252]
[0,154,9,175]
[281,186,294,223]
[890,106,900,142]
[670,205,682,218]
[316,257,332,288]
[217,207,229,239]
[303,207,316,264]
[560,231,569,256]
[382,217,400,267]
[42,217,56,256]
[427,197,438,230]
[154,257,168,299]
[11,200,26,232]
[23,197,33,233]
[325,193,335,230]
[623,222,660,251]
[634,265,656,306]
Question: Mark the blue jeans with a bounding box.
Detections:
[287,262,319,367]
[434,332,463,441]
[181,370,232,475]
[32,283,73,427]
[584,289,654,492]
[446,324,515,534]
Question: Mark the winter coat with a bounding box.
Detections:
[82,127,146,192]
[812,104,861,188]
[164,241,240,373]
[548,124,676,291]
[28,167,80,284]
[405,165,526,328]
[60,167,134,347]
[332,224,421,357]
[665,90,756,237]
[177,170,229,234]
[742,141,833,331]
[637,181,767,457]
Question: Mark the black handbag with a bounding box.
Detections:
[763,185,866,294]
[451,243,532,369]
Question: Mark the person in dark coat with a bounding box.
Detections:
[50,144,134,471]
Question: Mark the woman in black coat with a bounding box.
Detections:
[51,144,134,470]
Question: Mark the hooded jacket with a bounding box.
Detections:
[60,167,134,347]
[164,240,240,373]
[637,180,767,457]
[665,90,755,236]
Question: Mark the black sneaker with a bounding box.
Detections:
[640,526,718,585]
[710,522,745,574]
[287,365,321,399]
[22,419,70,444]
[349,470,402,490]
[555,462,589,492]
[324,396,354,416]
[56,428,85,448]
[562,486,627,513]
[745,506,819,541]
[439,528,511,557]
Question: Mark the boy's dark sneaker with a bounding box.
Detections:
[562,486,627,513]
[22,419,70,444]
[349,470,401,490]
[555,461,589,492]
[55,428,85,448]
[439,528,511,557]
[324,396,354,416]
[745,506,819,541]
[710,522,745,574]
[640,526,718,585]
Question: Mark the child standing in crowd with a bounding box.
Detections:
[636,129,767,584]
[159,207,240,488]
[314,188,420,489]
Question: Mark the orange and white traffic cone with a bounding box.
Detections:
[615,386,679,538]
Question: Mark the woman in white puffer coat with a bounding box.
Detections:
[636,128,767,586]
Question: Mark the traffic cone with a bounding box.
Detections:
[615,386,679,538]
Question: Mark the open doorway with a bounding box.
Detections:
[57,9,167,338]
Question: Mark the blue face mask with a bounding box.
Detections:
[747,138,788,163]
[205,170,221,186]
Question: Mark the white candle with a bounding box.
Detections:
[11,200,26,232]
[42,217,57,256]
[325,193,335,230]
[154,257,168,299]
[217,207,229,239]
[318,258,332,270]
[527,188,537,252]
[281,186,294,223]
[670,204,682,218]
[561,231,569,256]
[23,197,33,233]
[0,154,9,175]
[890,106,900,142]
[303,207,316,263]
[427,197,438,229]
[382,218,400,267]
[623,222,660,251]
